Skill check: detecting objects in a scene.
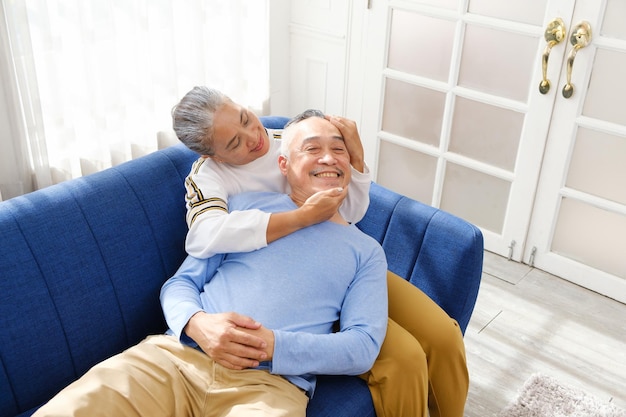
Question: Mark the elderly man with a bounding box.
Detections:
[32,110,388,417]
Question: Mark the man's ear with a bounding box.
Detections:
[278,154,288,176]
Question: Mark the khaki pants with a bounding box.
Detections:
[33,335,308,417]
[360,272,469,417]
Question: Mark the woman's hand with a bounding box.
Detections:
[325,115,365,173]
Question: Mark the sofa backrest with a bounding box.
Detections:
[0,145,197,416]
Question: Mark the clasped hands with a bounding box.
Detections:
[184,311,275,370]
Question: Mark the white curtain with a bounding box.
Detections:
[2,0,269,189]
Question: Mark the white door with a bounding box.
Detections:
[360,0,574,262]
[358,0,625,302]
[525,0,626,303]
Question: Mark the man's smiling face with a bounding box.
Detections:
[278,116,351,205]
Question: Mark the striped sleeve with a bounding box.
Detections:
[184,158,228,228]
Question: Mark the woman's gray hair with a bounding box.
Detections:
[171,86,230,155]
[280,109,326,156]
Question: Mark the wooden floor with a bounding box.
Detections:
[463,251,626,417]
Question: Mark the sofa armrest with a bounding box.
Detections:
[357,183,483,333]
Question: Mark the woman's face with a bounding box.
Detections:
[208,100,270,165]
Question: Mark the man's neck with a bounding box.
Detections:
[289,194,348,225]
[328,212,349,225]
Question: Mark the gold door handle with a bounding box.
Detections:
[562,21,592,98]
[539,18,566,94]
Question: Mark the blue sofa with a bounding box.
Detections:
[0,117,483,417]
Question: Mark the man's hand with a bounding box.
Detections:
[184,311,270,370]
[325,115,365,173]
[239,325,275,361]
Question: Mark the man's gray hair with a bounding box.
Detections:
[171,86,230,155]
[280,109,326,156]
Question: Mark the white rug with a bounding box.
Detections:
[499,373,626,417]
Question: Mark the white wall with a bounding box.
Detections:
[268,0,290,116]
[287,1,351,116]
[281,0,370,121]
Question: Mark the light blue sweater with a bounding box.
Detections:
[161,192,388,397]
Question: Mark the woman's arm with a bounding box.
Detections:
[185,154,348,258]
[327,115,372,224]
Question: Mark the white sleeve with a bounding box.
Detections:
[338,164,371,224]
[184,158,271,258]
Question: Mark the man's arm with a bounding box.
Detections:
[269,247,388,376]
[160,255,224,343]
[160,255,269,369]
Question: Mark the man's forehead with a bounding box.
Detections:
[292,117,340,137]
[300,135,344,144]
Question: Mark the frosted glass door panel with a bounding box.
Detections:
[582,49,626,126]
[449,97,524,170]
[388,10,455,81]
[382,79,445,146]
[377,140,437,204]
[458,25,538,101]
[552,198,626,278]
[468,0,548,25]
[566,128,626,205]
[601,0,626,40]
[405,0,458,10]
[441,163,510,233]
